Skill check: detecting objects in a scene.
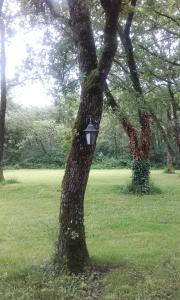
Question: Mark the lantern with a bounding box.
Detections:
[83,118,98,145]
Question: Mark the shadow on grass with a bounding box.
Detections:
[111,182,162,196]
[164,169,176,174]
[0,260,105,300]
[0,178,19,186]
[1,257,179,300]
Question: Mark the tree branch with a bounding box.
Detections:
[117,23,143,95]
[44,0,70,24]
[146,69,175,85]
[29,0,70,25]
[138,44,180,67]
[124,0,137,36]
[104,83,141,159]
[67,0,97,76]
[98,0,122,87]
[154,10,180,27]
[113,58,129,73]
[100,0,111,12]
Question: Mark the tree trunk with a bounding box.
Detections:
[57,88,103,273]
[0,166,4,181]
[105,2,152,194]
[168,84,180,161]
[116,1,152,194]
[166,150,174,173]
[130,159,150,194]
[0,12,6,182]
[56,0,121,273]
[105,85,151,194]
[126,115,151,194]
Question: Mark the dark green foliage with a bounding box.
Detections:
[3,106,173,169]
[4,109,69,168]
[129,159,151,195]
[93,157,131,169]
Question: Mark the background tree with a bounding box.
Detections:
[0,0,42,180]
[104,0,152,194]
[104,0,179,186]
[0,0,7,181]
[135,0,180,171]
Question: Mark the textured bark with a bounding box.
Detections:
[117,0,152,161]
[105,85,139,159]
[105,0,152,194]
[166,150,174,173]
[121,118,139,159]
[117,25,152,160]
[118,1,152,191]
[0,166,4,181]
[105,86,151,161]
[0,5,6,182]
[57,0,121,273]
[105,85,151,194]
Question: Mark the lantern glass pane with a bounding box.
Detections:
[91,132,96,145]
[86,133,91,145]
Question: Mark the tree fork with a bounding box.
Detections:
[117,0,152,192]
[56,0,122,273]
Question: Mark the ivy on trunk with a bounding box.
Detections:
[105,0,152,194]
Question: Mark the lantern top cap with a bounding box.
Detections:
[83,118,98,133]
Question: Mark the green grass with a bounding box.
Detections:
[0,169,180,299]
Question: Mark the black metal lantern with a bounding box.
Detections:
[84,118,98,145]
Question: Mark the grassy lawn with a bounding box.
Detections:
[0,169,180,299]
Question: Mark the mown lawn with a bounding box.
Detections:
[0,169,180,299]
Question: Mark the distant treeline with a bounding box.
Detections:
[4,106,175,169]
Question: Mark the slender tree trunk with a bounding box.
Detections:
[168,84,180,160]
[166,150,174,173]
[175,117,180,167]
[0,166,4,181]
[123,114,151,194]
[105,86,151,194]
[165,107,176,172]
[0,12,6,182]
[57,0,121,273]
[150,110,175,158]
[116,0,152,194]
[150,110,176,171]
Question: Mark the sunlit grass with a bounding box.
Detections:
[0,169,180,299]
